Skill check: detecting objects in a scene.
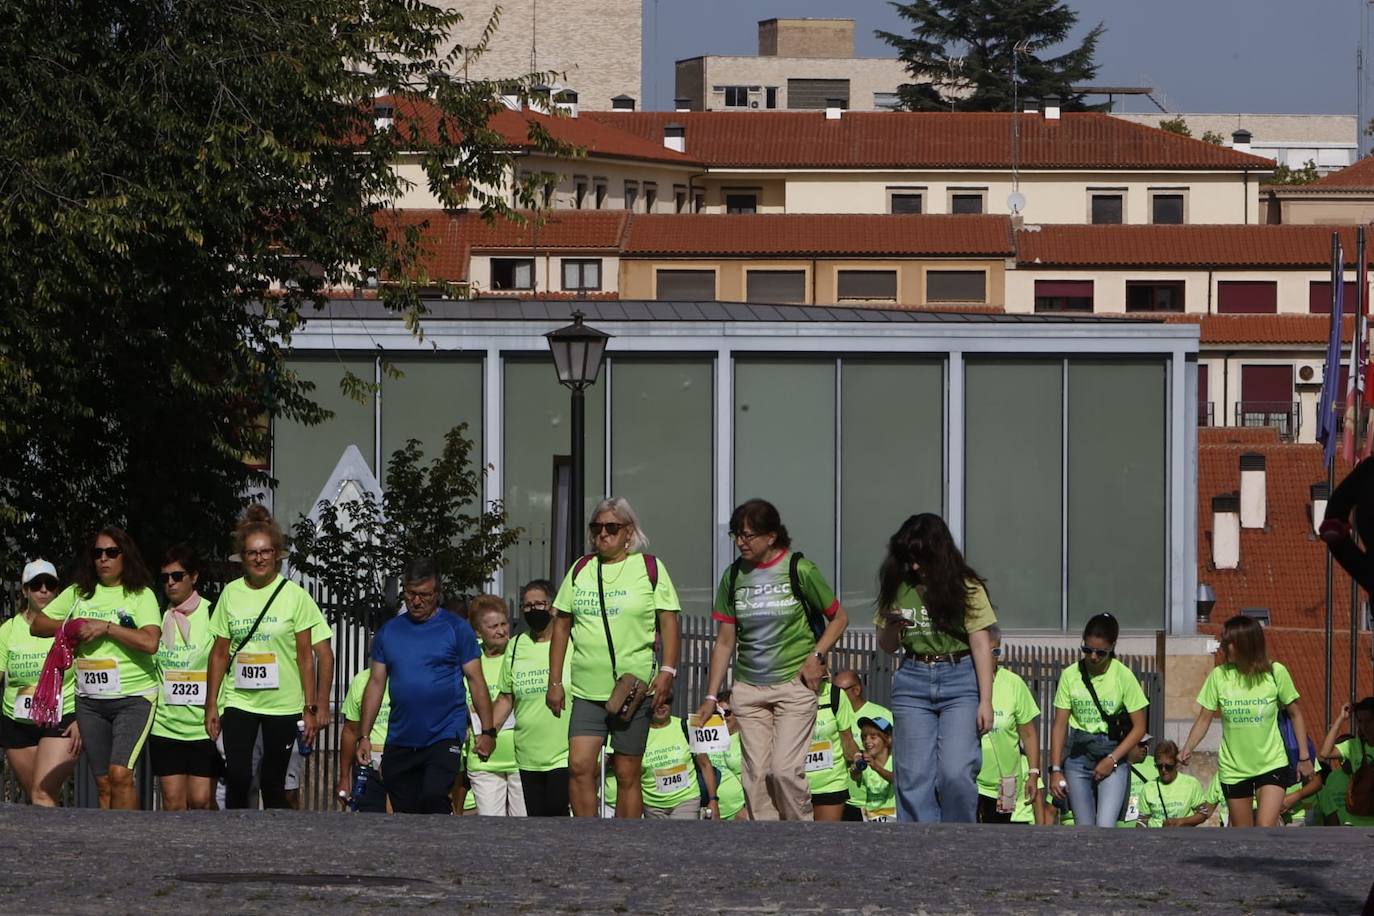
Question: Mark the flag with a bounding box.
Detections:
[1317,235,1346,467]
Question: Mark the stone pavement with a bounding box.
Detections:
[2,807,1371,915]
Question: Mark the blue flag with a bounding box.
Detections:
[1317,237,1346,467]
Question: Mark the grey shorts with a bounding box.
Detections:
[569,696,652,757]
[76,694,157,776]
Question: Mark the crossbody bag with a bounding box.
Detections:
[597,560,649,723]
[1079,660,1135,744]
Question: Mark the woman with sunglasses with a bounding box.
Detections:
[1179,614,1313,827]
[1048,613,1148,828]
[33,528,161,810]
[547,497,682,818]
[0,560,81,804]
[696,498,847,821]
[150,545,222,810]
[874,513,995,823]
[1138,739,1206,827]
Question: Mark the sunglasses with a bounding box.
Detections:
[91,546,123,560]
[1080,645,1112,659]
[1157,763,1178,772]
[26,577,58,592]
[588,522,626,537]
[162,571,190,583]
[991,647,1003,658]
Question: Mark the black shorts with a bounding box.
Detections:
[149,734,224,778]
[0,713,76,749]
[812,789,849,808]
[1221,765,1293,800]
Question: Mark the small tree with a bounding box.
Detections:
[1269,159,1321,185]
[1158,117,1191,137]
[1200,130,1226,146]
[289,425,519,630]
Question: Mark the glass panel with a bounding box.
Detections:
[1091,195,1123,225]
[273,358,376,530]
[381,358,483,474]
[951,193,984,214]
[840,360,943,610]
[746,270,807,304]
[611,359,714,614]
[965,360,1063,629]
[927,270,986,302]
[503,358,606,603]
[1067,360,1166,629]
[735,360,837,585]
[889,193,923,214]
[1151,194,1185,225]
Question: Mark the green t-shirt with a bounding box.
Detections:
[708,731,746,819]
[341,667,390,748]
[0,614,76,721]
[806,683,849,795]
[836,692,892,808]
[1203,776,1229,826]
[1138,773,1205,827]
[1118,757,1160,827]
[552,554,681,701]
[978,666,1040,799]
[873,581,996,656]
[467,649,517,773]
[498,634,571,772]
[208,576,322,716]
[1053,659,1148,735]
[1196,662,1299,784]
[712,551,837,686]
[1331,738,1374,826]
[859,763,897,819]
[1010,757,1036,824]
[153,600,215,741]
[641,716,699,810]
[42,583,161,698]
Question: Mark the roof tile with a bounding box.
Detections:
[1310,155,1374,189]
[622,213,1013,257]
[1017,224,1370,268]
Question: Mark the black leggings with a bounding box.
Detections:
[976,794,1015,824]
[222,708,298,809]
[520,767,570,817]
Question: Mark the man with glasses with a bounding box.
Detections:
[833,670,892,822]
[357,556,497,814]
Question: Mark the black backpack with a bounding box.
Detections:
[726,551,825,641]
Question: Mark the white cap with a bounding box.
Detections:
[21,559,57,586]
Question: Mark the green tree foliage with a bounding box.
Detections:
[1269,160,1321,185]
[1158,117,1192,137]
[1200,130,1226,146]
[0,0,564,570]
[289,426,519,630]
[878,0,1105,112]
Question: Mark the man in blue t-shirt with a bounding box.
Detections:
[359,556,496,814]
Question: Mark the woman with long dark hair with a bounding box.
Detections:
[32,527,161,809]
[875,513,995,822]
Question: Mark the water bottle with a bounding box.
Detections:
[117,611,135,629]
[296,720,313,757]
[350,764,375,812]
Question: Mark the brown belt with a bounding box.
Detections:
[905,649,971,664]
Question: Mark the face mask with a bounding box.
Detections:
[523,608,552,633]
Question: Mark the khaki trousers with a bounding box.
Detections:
[732,676,817,821]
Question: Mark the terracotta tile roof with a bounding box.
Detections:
[583,111,1274,171]
[1158,313,1354,346]
[1199,427,1284,447]
[1310,155,1374,189]
[1017,225,1370,269]
[374,209,470,281]
[621,213,1014,257]
[476,291,621,301]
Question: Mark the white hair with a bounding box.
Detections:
[592,496,650,552]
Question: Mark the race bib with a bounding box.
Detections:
[688,716,732,754]
[76,658,120,696]
[162,670,208,706]
[654,763,691,794]
[1124,794,1140,822]
[502,710,516,731]
[234,653,279,689]
[805,739,834,773]
[12,685,53,721]
[864,807,897,823]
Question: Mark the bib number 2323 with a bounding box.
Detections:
[234,653,279,689]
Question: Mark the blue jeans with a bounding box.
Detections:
[890,654,981,822]
[1065,733,1130,827]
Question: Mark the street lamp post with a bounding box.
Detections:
[546,310,611,562]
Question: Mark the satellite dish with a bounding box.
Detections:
[1007,192,1026,214]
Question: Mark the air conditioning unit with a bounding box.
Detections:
[1295,360,1325,386]
[750,100,759,108]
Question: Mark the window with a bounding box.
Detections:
[574,177,588,210]
[644,183,658,213]
[786,78,849,109]
[1217,280,1277,314]
[723,86,749,108]
[1090,193,1124,225]
[746,270,807,304]
[656,269,715,300]
[1151,192,1185,225]
[490,258,534,291]
[1126,280,1186,312]
[837,270,897,301]
[887,190,923,214]
[540,173,555,209]
[624,181,639,212]
[562,259,602,291]
[873,92,900,110]
[1034,279,1094,312]
[725,192,757,214]
[673,185,688,214]
[692,189,706,213]
[765,87,778,109]
[926,270,986,303]
[594,179,608,210]
[1310,280,1359,314]
[950,190,986,215]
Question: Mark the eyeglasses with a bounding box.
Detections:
[25,577,58,593]
[521,600,550,611]
[161,571,190,583]
[730,530,765,542]
[836,683,861,693]
[588,522,626,537]
[90,546,122,560]
[404,589,438,603]
[243,548,277,560]
[1080,645,1112,659]
[1157,763,1178,772]
[990,647,1003,658]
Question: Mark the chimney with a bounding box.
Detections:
[554,89,579,118]
[1239,453,1266,529]
[373,102,395,132]
[1212,494,1240,570]
[825,97,846,120]
[529,84,552,114]
[674,97,692,112]
[611,94,637,111]
[1043,97,1061,120]
[1311,482,1331,535]
[499,82,521,110]
[1023,98,1039,114]
[1231,129,1253,153]
[663,122,686,153]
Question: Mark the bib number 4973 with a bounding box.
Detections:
[234,653,279,689]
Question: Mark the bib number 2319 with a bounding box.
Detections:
[76,658,120,697]
[234,653,279,689]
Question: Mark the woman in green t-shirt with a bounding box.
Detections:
[1314,696,1374,825]
[875,513,996,823]
[33,526,162,810]
[0,560,79,805]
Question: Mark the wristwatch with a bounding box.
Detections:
[481,727,499,739]
[306,704,318,715]
[1049,765,1064,773]
[1026,768,1041,776]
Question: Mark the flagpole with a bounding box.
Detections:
[1354,225,1368,713]
[1326,232,1340,728]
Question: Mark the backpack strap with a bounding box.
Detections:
[829,681,841,717]
[642,554,659,592]
[572,554,595,583]
[727,559,742,612]
[790,551,826,641]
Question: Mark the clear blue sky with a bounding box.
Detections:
[642,0,1370,117]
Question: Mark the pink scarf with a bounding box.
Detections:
[161,592,202,649]
[31,617,96,727]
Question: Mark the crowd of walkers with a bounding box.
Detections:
[3,497,1373,828]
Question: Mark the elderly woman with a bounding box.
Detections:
[547,497,682,818]
[0,560,80,805]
